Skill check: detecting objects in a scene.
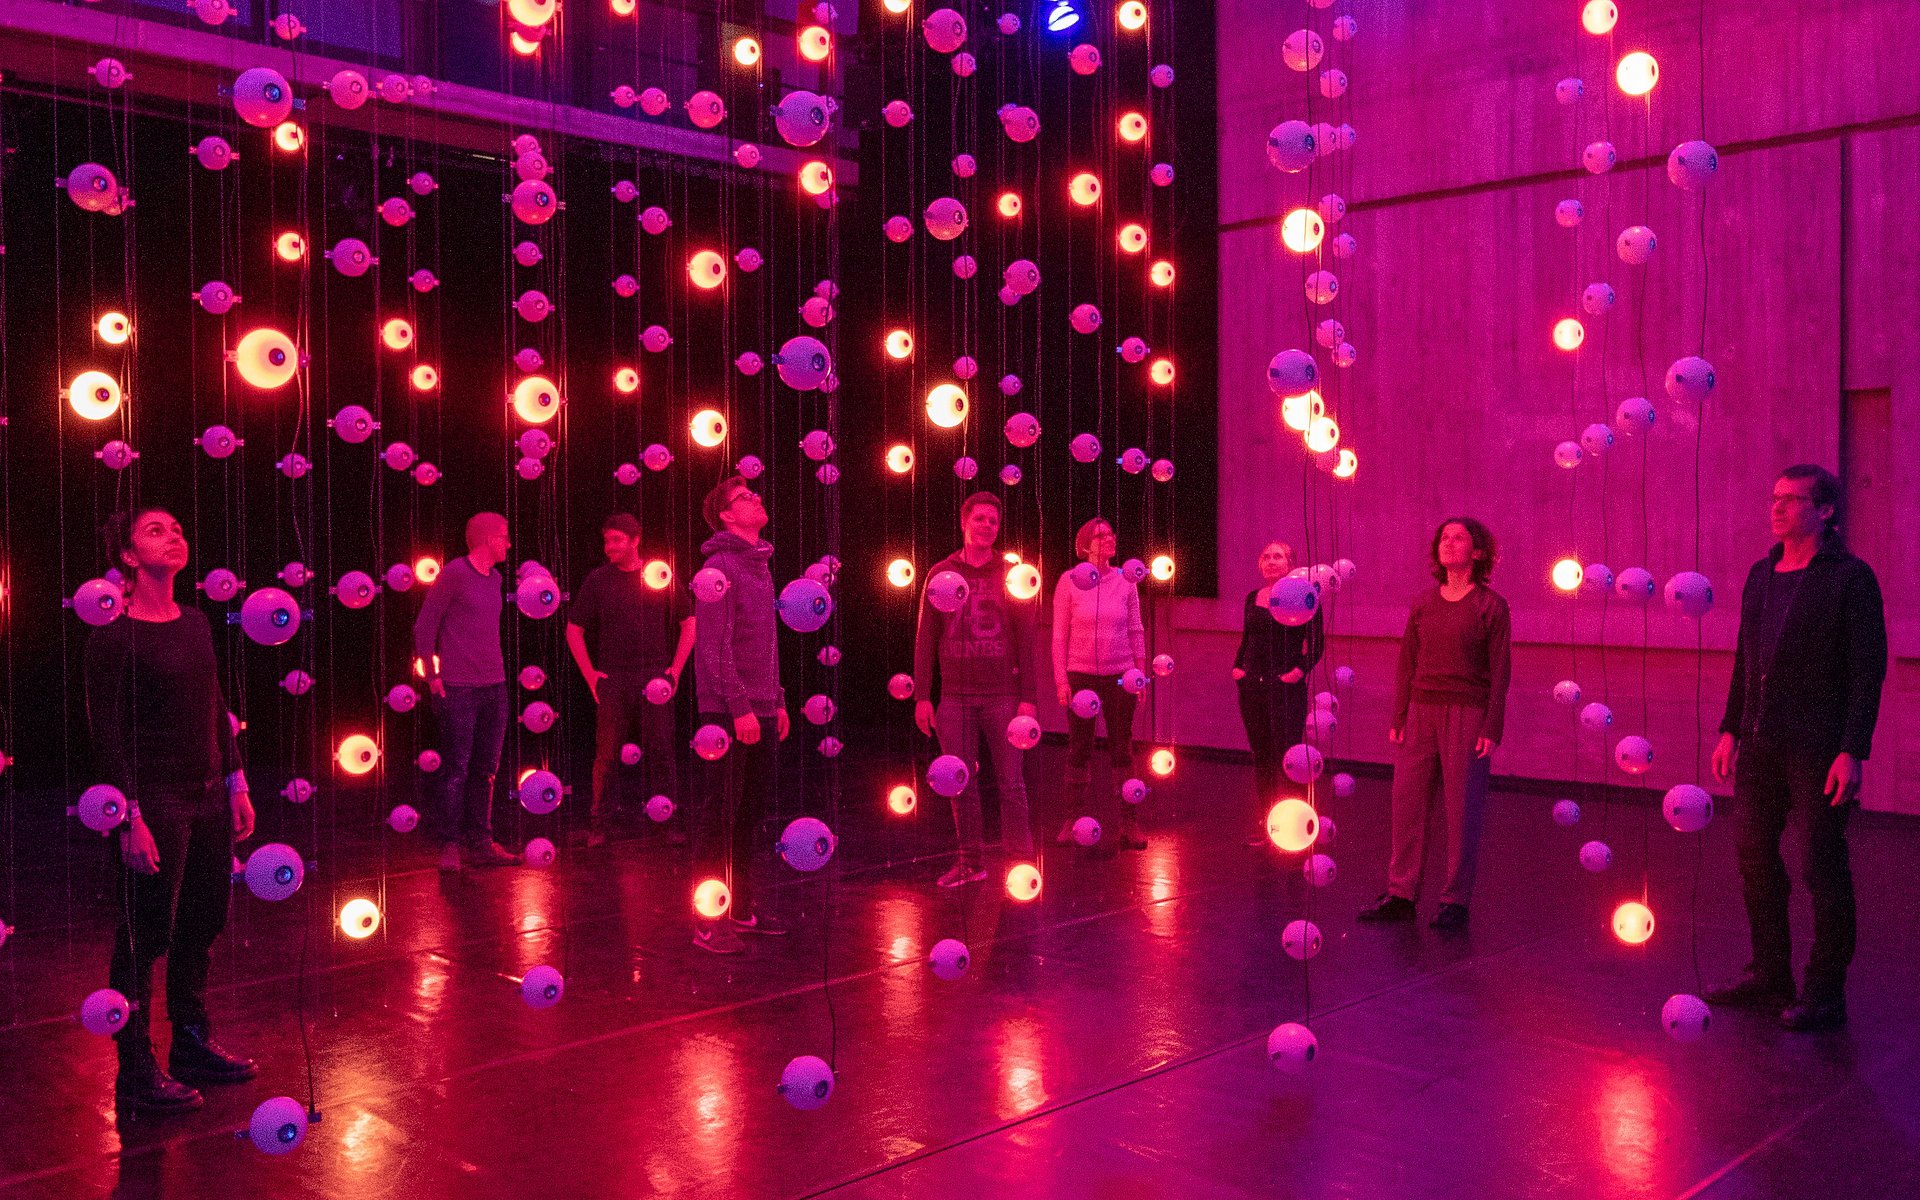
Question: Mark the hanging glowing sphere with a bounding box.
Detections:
[1333,449,1358,479]
[1552,318,1586,351]
[798,25,832,61]
[1117,111,1147,142]
[888,784,917,815]
[613,367,640,395]
[67,370,123,420]
[690,409,727,448]
[886,329,915,359]
[884,0,909,11]
[1069,172,1102,206]
[380,318,414,351]
[1305,416,1341,454]
[886,444,915,473]
[1149,358,1176,386]
[272,122,305,153]
[611,0,634,13]
[1582,0,1617,35]
[1612,900,1654,945]
[1006,562,1041,599]
[1149,554,1175,582]
[89,312,131,348]
[693,878,732,919]
[272,231,306,263]
[1117,223,1148,253]
[1280,208,1325,253]
[688,250,727,289]
[1266,798,1320,851]
[1552,558,1585,593]
[1615,51,1659,95]
[733,36,761,66]
[339,898,382,939]
[799,161,834,195]
[1147,262,1177,291]
[926,383,969,428]
[412,556,441,584]
[1117,0,1146,30]
[887,558,916,588]
[233,328,301,389]
[997,191,1022,219]
[1006,863,1042,902]
[337,734,380,775]
[512,375,561,424]
[1150,748,1176,777]
[410,364,439,392]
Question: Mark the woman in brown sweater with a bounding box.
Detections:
[1359,517,1511,930]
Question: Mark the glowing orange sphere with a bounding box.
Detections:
[1282,389,1324,433]
[1150,260,1175,287]
[1305,415,1341,454]
[1069,172,1102,206]
[1612,900,1655,945]
[885,329,915,359]
[1553,318,1586,351]
[337,734,380,775]
[643,560,673,589]
[887,558,916,589]
[1006,563,1042,600]
[67,370,122,420]
[410,364,439,392]
[926,383,968,428]
[339,898,382,939]
[1266,798,1320,851]
[1150,748,1176,777]
[234,328,301,389]
[381,318,414,351]
[1118,223,1148,253]
[688,250,727,290]
[1117,1,1147,31]
[798,25,832,61]
[414,555,441,583]
[509,30,541,55]
[1006,863,1042,902]
[883,0,909,12]
[800,161,834,196]
[610,0,634,13]
[512,374,561,424]
[1616,51,1658,96]
[1552,558,1585,593]
[1117,111,1148,143]
[997,191,1022,219]
[733,36,761,66]
[1150,358,1175,386]
[693,878,732,919]
[506,0,556,27]
[886,444,914,473]
[1333,449,1358,479]
[888,785,917,815]
[96,312,131,345]
[273,122,305,153]
[275,231,306,262]
[690,408,728,448]
[613,367,640,395]
[1582,1,1618,35]
[1281,208,1325,253]
[1150,555,1175,582]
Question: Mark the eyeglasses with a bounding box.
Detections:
[728,488,760,506]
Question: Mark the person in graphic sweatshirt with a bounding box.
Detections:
[912,491,1040,888]
[690,475,789,955]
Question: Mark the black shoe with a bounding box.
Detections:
[1703,966,1796,1009]
[117,1051,204,1112]
[731,911,790,936]
[1053,820,1076,847]
[1780,995,1847,1032]
[1357,893,1416,923]
[169,1022,258,1084]
[1430,903,1469,930]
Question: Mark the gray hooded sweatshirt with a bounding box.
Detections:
[694,530,785,718]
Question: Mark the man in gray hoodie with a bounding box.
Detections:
[691,475,790,954]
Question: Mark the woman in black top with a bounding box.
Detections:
[85,507,258,1111]
[1231,542,1325,844]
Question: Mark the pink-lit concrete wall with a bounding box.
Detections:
[1181,0,1920,812]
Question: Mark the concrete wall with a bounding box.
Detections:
[1185,0,1920,811]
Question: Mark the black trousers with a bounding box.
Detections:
[1237,678,1309,814]
[592,671,679,827]
[108,792,231,1057]
[694,712,778,919]
[1734,739,1856,1000]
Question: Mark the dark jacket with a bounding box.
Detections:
[693,530,784,719]
[1720,541,1887,760]
[1232,588,1324,687]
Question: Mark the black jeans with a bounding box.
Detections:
[1734,739,1856,1000]
[108,790,231,1058]
[592,671,679,827]
[1237,678,1308,813]
[695,712,778,919]
[434,683,508,848]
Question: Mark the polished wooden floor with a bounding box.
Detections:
[1,748,1916,1199]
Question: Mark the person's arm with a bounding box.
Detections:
[1839,563,1889,761]
[694,563,751,717]
[911,579,941,702]
[1010,591,1038,709]
[1391,601,1420,731]
[1479,595,1513,744]
[1232,592,1256,673]
[1051,579,1072,697]
[1126,580,1147,670]
[413,566,455,684]
[669,615,695,682]
[565,623,602,700]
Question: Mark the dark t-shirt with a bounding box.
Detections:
[1742,566,1804,738]
[85,608,243,804]
[569,563,691,673]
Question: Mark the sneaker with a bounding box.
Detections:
[1779,994,1847,1032]
[1053,821,1076,847]
[732,911,790,936]
[1704,966,1796,1009]
[168,1023,258,1085]
[437,844,462,873]
[937,863,989,888]
[1357,893,1417,923]
[585,828,609,849]
[692,922,745,955]
[466,842,520,868]
[116,1053,204,1112]
[1430,902,1469,930]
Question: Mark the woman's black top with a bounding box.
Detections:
[1233,588,1325,686]
[85,608,242,807]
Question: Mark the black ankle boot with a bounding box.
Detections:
[169,1022,259,1084]
[117,1045,204,1112]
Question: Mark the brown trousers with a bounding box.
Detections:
[1387,701,1491,907]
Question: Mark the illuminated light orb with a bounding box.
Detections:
[886,329,915,359]
[512,375,561,424]
[1550,315,1591,353]
[233,327,302,389]
[1069,172,1102,206]
[799,161,834,196]
[887,558,916,588]
[641,561,673,592]
[272,122,305,153]
[414,556,441,584]
[381,318,414,351]
[1333,449,1358,479]
[688,250,728,289]
[506,0,556,26]
[96,312,131,345]
[1149,748,1176,776]
[336,734,380,775]
[690,408,728,448]
[926,382,969,428]
[339,898,381,939]
[1582,0,1618,36]
[508,28,541,53]
[1150,554,1175,582]
[410,364,439,392]
[798,25,832,61]
[693,878,732,919]
[1612,900,1655,945]
[1006,562,1041,599]
[614,367,640,394]
[1150,259,1175,287]
[1118,223,1148,253]
[273,231,306,262]
[1005,863,1042,902]
[1117,1,1146,31]
[733,36,761,66]
[1266,798,1320,851]
[1280,208,1325,253]
[1305,416,1341,454]
[610,0,635,12]
[883,0,909,12]
[886,444,914,473]
[1149,358,1175,386]
[1552,558,1585,593]
[888,785,917,815]
[1117,111,1147,142]
[1616,51,1658,96]
[997,191,1022,218]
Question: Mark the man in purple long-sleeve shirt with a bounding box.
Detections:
[413,512,519,870]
